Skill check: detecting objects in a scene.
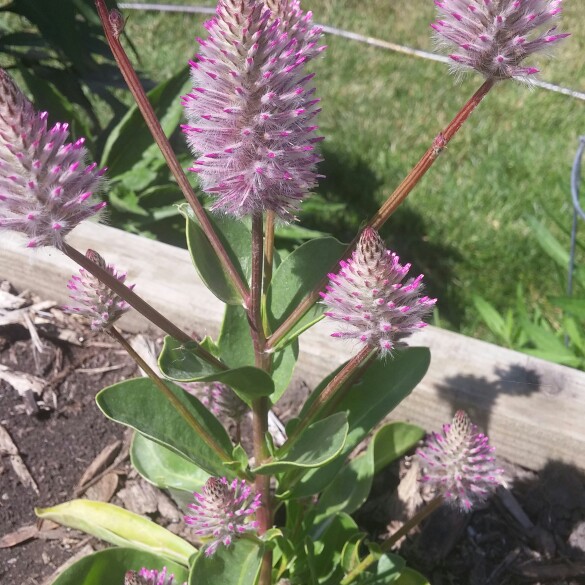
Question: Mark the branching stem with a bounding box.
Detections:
[266,79,495,350]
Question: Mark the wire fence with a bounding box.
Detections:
[119,2,585,102]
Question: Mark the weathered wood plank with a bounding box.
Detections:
[2,222,584,470]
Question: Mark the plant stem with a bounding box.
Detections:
[263,211,276,296]
[63,243,225,369]
[266,79,495,350]
[249,212,273,585]
[285,345,375,447]
[340,496,445,585]
[369,79,494,229]
[108,326,234,464]
[94,0,249,305]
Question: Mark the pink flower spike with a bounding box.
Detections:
[124,567,186,585]
[62,250,132,332]
[182,0,325,221]
[185,477,261,556]
[431,0,569,81]
[417,411,504,511]
[0,68,106,248]
[321,227,436,356]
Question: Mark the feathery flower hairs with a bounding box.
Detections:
[0,68,106,249]
[432,0,569,81]
[182,0,325,220]
[321,227,436,355]
[184,477,261,556]
[417,410,504,511]
[124,567,186,585]
[63,249,132,331]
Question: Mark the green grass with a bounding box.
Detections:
[118,1,585,338]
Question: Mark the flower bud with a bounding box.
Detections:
[321,227,436,355]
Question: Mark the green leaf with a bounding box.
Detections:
[50,548,188,585]
[340,533,367,575]
[551,296,585,319]
[182,205,251,305]
[373,553,406,583]
[302,348,430,456]
[314,422,424,521]
[131,432,210,493]
[266,237,346,347]
[36,500,196,566]
[96,377,233,477]
[218,304,255,368]
[310,513,360,585]
[216,304,299,404]
[271,339,299,403]
[472,295,508,343]
[159,336,274,406]
[393,567,431,585]
[189,538,263,584]
[101,66,191,176]
[159,338,222,380]
[253,412,348,474]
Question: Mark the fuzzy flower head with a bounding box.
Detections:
[201,381,249,421]
[63,249,132,331]
[417,410,504,511]
[124,567,185,585]
[182,0,325,220]
[184,477,261,556]
[321,227,436,355]
[0,68,106,249]
[432,0,569,81]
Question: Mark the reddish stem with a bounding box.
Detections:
[284,345,374,447]
[94,0,249,305]
[249,213,273,584]
[266,79,495,350]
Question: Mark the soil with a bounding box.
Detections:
[2,285,585,585]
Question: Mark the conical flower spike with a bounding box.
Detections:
[63,249,132,331]
[124,567,186,585]
[417,410,504,511]
[321,227,436,355]
[432,0,569,81]
[0,68,106,249]
[182,0,325,220]
[185,477,261,556]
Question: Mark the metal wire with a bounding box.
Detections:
[118,2,585,102]
[568,137,585,298]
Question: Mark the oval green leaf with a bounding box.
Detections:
[159,336,275,405]
[266,237,346,347]
[189,538,263,584]
[253,412,348,474]
[96,377,233,477]
[51,548,188,585]
[182,204,251,305]
[131,432,210,493]
[36,500,196,566]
